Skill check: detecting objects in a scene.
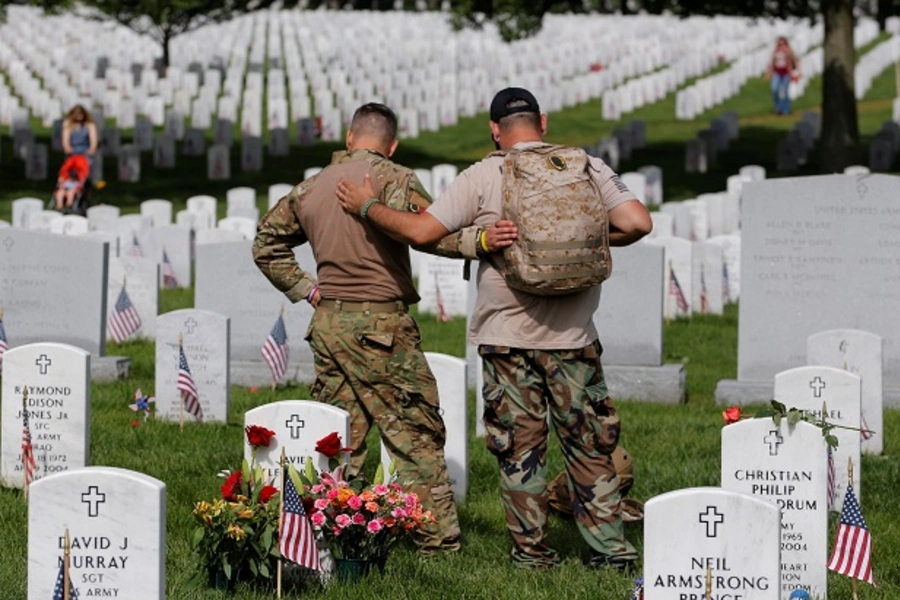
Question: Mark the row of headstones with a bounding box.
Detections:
[648,326,886,599]
[2,9,729,147]
[776,112,822,172]
[685,111,740,174]
[16,342,879,599]
[854,34,900,100]
[582,119,648,172]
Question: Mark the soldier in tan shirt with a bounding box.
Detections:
[253,103,515,554]
[335,89,652,570]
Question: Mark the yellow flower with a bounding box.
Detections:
[237,508,253,519]
[194,501,214,524]
[226,524,245,539]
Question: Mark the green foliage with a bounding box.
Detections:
[754,399,879,450]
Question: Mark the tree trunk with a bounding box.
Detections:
[162,29,171,74]
[820,0,860,173]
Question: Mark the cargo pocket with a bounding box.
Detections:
[585,388,620,455]
[482,379,514,460]
[357,330,394,379]
[396,386,446,445]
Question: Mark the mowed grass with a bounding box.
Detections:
[1,45,900,598]
[1,301,899,598]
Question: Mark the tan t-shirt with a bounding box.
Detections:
[426,141,636,350]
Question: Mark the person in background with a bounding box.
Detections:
[765,37,800,116]
[62,104,98,166]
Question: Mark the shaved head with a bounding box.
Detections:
[497,99,542,133]
[350,103,398,148]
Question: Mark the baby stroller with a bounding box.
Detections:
[49,154,92,216]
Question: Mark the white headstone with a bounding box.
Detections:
[217,217,257,240]
[646,237,693,319]
[773,366,861,512]
[207,144,231,180]
[187,195,218,217]
[692,242,724,316]
[1,343,90,488]
[140,199,173,227]
[148,225,192,288]
[431,164,458,197]
[417,255,467,317]
[50,216,90,237]
[28,467,165,599]
[620,172,647,204]
[243,401,351,485]
[268,183,293,209]
[807,330,883,456]
[155,309,230,423]
[107,256,159,342]
[644,488,781,600]
[721,419,828,600]
[427,353,467,502]
[87,205,121,232]
[12,198,44,229]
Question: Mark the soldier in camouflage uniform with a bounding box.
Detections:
[253,103,515,554]
[334,89,653,570]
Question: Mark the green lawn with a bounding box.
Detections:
[1,47,899,598]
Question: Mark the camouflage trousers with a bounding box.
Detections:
[306,305,461,553]
[480,341,637,567]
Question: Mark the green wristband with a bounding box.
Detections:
[360,198,379,220]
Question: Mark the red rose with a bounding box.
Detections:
[301,496,317,515]
[259,485,278,505]
[131,420,140,428]
[315,432,344,458]
[221,470,242,501]
[722,406,742,425]
[245,425,276,448]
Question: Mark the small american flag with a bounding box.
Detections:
[827,483,876,586]
[0,315,8,373]
[435,275,450,322]
[22,398,37,487]
[629,576,644,600]
[178,343,203,421]
[699,267,709,315]
[108,284,142,343]
[722,262,731,304]
[668,263,689,315]
[860,412,873,441]
[827,445,836,509]
[53,559,79,600]
[280,473,322,571]
[162,249,178,289]
[261,313,289,382]
[131,233,143,257]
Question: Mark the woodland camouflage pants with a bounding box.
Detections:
[480,341,637,567]
[306,306,461,553]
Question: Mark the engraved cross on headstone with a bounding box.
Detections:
[763,430,784,456]
[285,415,305,439]
[3,237,14,251]
[184,317,198,334]
[81,486,107,518]
[699,506,725,538]
[809,376,826,398]
[35,354,52,375]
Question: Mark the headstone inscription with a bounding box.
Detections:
[27,467,166,599]
[773,366,861,512]
[644,487,780,600]
[155,309,230,423]
[807,329,884,455]
[0,229,109,354]
[416,255,467,318]
[243,401,350,484]
[1,343,90,488]
[721,420,828,600]
[718,175,900,406]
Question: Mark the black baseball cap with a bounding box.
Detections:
[490,87,541,123]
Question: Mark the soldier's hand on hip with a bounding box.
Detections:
[485,220,518,252]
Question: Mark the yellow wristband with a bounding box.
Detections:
[480,230,490,253]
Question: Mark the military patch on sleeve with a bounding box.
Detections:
[548,155,567,171]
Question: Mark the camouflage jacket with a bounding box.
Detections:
[253,149,483,303]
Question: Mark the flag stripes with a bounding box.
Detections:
[280,474,321,571]
[178,344,202,421]
[827,484,876,586]
[108,284,142,343]
[261,313,289,382]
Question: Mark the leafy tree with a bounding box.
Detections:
[450,0,867,172]
[83,0,300,70]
